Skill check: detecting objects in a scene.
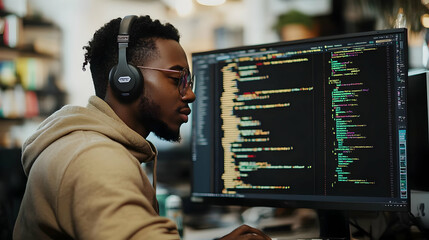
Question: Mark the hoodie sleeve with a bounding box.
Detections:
[56,141,180,240]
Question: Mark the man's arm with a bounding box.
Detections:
[57,143,179,240]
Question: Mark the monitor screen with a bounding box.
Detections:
[191,29,409,212]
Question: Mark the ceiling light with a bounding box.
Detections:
[197,0,226,6]
[422,14,429,28]
[175,0,194,17]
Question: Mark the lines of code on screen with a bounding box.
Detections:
[217,54,316,195]
[213,43,400,198]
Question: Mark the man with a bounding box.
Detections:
[13,15,270,240]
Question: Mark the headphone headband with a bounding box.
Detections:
[118,15,137,39]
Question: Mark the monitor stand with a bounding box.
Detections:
[317,209,350,240]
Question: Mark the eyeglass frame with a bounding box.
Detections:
[137,66,194,96]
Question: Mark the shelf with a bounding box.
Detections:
[23,17,58,28]
[0,6,65,149]
[0,46,20,60]
[0,117,24,122]
[0,9,15,17]
[0,14,62,59]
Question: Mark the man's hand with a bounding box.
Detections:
[219,225,271,240]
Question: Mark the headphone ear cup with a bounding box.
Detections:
[108,64,143,102]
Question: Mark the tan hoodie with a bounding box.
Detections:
[13,96,180,240]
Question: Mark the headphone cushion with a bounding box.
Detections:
[127,64,143,99]
[109,64,143,101]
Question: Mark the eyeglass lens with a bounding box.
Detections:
[179,70,194,96]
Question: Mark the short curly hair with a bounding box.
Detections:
[82,15,180,99]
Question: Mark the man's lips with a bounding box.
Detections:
[179,107,191,122]
[179,108,191,115]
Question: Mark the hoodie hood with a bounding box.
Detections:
[22,96,157,176]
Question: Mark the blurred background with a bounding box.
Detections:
[1,0,429,239]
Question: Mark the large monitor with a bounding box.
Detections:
[190,29,409,237]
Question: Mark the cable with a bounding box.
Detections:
[348,218,373,240]
[408,211,429,239]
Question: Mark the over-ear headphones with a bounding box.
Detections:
[108,15,143,102]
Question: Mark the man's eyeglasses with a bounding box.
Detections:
[137,66,194,96]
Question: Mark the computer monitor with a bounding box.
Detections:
[190,29,409,238]
[407,70,429,191]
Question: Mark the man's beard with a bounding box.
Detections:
[138,95,181,142]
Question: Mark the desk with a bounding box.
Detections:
[182,208,321,240]
[182,209,320,240]
[181,207,428,240]
[183,224,320,240]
